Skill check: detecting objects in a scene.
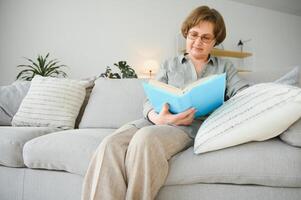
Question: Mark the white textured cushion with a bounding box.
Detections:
[12,76,88,129]
[194,83,301,154]
[272,66,301,147]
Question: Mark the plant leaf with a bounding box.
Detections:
[16,53,68,80]
[16,69,35,80]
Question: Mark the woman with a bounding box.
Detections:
[82,5,249,200]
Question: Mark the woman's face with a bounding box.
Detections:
[186,21,216,60]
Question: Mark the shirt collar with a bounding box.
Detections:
[179,53,216,66]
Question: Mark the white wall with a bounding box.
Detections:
[0,0,301,85]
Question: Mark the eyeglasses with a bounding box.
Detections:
[187,31,215,44]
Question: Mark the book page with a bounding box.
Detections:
[182,75,217,93]
[148,80,183,95]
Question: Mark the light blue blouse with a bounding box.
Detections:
[143,54,249,138]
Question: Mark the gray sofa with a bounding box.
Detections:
[1,69,301,200]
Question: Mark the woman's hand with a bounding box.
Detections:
[148,103,196,126]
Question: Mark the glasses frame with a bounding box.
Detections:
[187,31,215,44]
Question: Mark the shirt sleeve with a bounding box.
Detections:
[224,61,250,100]
[142,61,169,119]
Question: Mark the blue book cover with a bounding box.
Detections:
[143,73,226,118]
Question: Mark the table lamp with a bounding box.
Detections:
[144,59,159,79]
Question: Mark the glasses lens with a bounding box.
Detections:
[188,31,198,40]
[202,35,214,44]
[188,31,214,44]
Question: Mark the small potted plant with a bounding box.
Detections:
[100,66,121,79]
[100,61,137,79]
[16,53,68,81]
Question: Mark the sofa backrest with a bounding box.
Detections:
[0,81,30,125]
[239,66,300,86]
[79,78,146,129]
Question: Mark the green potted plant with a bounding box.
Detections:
[16,53,68,81]
[100,66,121,79]
[100,61,137,79]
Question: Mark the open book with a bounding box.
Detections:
[143,73,226,118]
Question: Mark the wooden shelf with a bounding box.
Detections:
[181,48,252,58]
[237,68,252,73]
[211,48,252,58]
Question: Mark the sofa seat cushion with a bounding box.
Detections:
[166,138,301,188]
[280,118,301,147]
[23,128,115,176]
[0,127,58,167]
